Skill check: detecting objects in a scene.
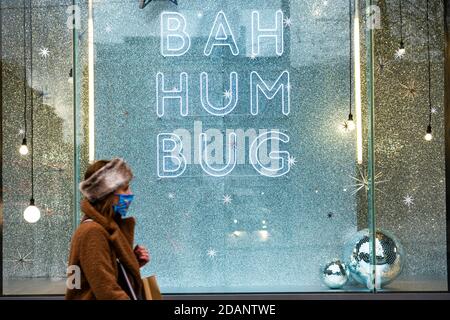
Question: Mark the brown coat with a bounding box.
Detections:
[65,200,144,300]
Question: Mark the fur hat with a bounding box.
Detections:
[79,158,133,201]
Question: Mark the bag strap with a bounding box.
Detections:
[117,258,138,300]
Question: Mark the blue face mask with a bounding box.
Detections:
[113,193,134,218]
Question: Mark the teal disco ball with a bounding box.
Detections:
[344,229,404,289]
[322,259,350,289]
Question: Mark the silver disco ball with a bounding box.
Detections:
[344,229,404,289]
[322,259,349,289]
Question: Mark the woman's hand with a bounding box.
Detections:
[134,245,150,268]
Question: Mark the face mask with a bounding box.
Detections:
[113,193,134,218]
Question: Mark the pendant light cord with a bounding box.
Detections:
[426,0,432,126]
[29,0,34,200]
[22,0,27,138]
[348,0,352,116]
[399,0,403,43]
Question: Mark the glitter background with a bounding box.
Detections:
[0,0,448,294]
[369,0,447,290]
[1,0,76,293]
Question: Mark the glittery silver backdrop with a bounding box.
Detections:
[368,0,447,291]
[1,0,77,294]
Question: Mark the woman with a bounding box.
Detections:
[65,158,150,300]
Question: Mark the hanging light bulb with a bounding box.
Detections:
[24,198,41,223]
[424,125,433,141]
[396,40,406,58]
[19,137,29,155]
[347,113,356,131]
[396,0,406,59]
[424,0,433,143]
[23,2,40,224]
[68,68,73,84]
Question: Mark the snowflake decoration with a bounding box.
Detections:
[8,249,34,272]
[39,47,50,58]
[403,194,415,208]
[347,167,389,196]
[223,89,232,99]
[394,47,406,59]
[168,192,175,199]
[207,248,217,258]
[287,156,297,167]
[222,194,232,205]
[283,17,292,28]
[399,81,418,99]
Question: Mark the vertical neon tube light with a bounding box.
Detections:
[354,0,363,164]
[88,0,95,163]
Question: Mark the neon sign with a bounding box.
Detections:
[157,10,293,178]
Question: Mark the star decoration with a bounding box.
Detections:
[207,248,217,258]
[378,56,386,73]
[431,107,438,114]
[139,0,177,9]
[105,25,113,33]
[223,89,232,99]
[168,192,175,199]
[312,8,322,17]
[286,83,293,91]
[341,121,350,132]
[249,53,257,60]
[44,205,55,216]
[8,249,34,272]
[38,90,50,99]
[394,47,406,59]
[222,194,232,205]
[399,81,418,99]
[347,167,389,196]
[61,258,69,269]
[403,194,415,208]
[375,55,394,75]
[39,47,50,58]
[287,156,297,167]
[19,129,25,135]
[283,17,292,28]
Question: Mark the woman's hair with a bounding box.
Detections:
[84,160,122,220]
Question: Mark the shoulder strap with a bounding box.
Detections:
[117,259,138,300]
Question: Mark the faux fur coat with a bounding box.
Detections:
[65,199,144,300]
